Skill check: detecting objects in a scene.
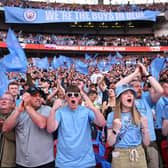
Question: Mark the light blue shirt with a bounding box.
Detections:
[16,98,22,107]
[154,97,168,129]
[107,112,142,148]
[135,98,156,141]
[55,105,96,168]
[162,105,168,120]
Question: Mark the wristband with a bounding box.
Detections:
[112,129,119,135]
[146,74,152,78]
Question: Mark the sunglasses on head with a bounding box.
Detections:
[66,92,80,98]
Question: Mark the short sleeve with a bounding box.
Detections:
[143,92,154,108]
[41,106,51,117]
[88,109,95,122]
[162,105,168,120]
[106,112,114,128]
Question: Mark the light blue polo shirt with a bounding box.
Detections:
[107,111,142,148]
[55,105,96,168]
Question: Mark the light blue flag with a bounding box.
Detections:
[98,60,106,72]
[150,57,166,80]
[110,56,116,65]
[89,60,97,67]
[93,53,99,59]
[0,64,9,97]
[59,55,71,69]
[2,28,28,72]
[51,56,60,69]
[115,51,122,58]
[32,57,49,69]
[75,60,88,75]
[85,53,92,60]
[1,52,27,72]
[107,54,112,60]
[98,60,111,72]
[51,56,64,69]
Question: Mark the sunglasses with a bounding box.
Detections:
[66,92,80,98]
[0,98,14,102]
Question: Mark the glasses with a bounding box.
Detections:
[0,98,13,102]
[66,92,80,98]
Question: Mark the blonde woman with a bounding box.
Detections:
[107,84,150,168]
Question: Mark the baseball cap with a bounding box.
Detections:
[115,84,137,99]
[27,87,44,96]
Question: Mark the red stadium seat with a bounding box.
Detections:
[161,140,168,168]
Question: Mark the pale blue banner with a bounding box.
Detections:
[4,6,160,23]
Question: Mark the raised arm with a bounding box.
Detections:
[47,99,62,133]
[115,66,140,88]
[47,87,58,103]
[22,93,48,129]
[97,76,106,92]
[2,101,24,132]
[138,63,163,104]
[80,90,106,127]
[57,78,65,95]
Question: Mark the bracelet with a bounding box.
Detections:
[146,74,152,78]
[112,128,119,135]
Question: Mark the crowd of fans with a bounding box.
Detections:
[0,30,168,46]
[0,0,168,12]
[0,0,168,167]
[0,46,168,168]
[6,55,167,89]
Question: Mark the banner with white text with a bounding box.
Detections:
[4,7,160,23]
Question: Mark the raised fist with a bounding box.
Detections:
[113,118,122,132]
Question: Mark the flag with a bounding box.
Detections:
[97,60,105,71]
[1,52,26,72]
[2,28,27,72]
[110,56,116,65]
[74,60,88,75]
[107,54,112,61]
[0,64,9,97]
[85,53,92,60]
[93,53,98,59]
[150,57,166,80]
[32,57,49,69]
[59,55,71,69]
[115,52,122,58]
[89,60,97,67]
[51,56,59,69]
[98,60,111,72]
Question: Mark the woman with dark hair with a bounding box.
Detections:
[102,88,116,120]
[107,84,150,168]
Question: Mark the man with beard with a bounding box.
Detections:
[2,87,55,168]
[47,85,106,168]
